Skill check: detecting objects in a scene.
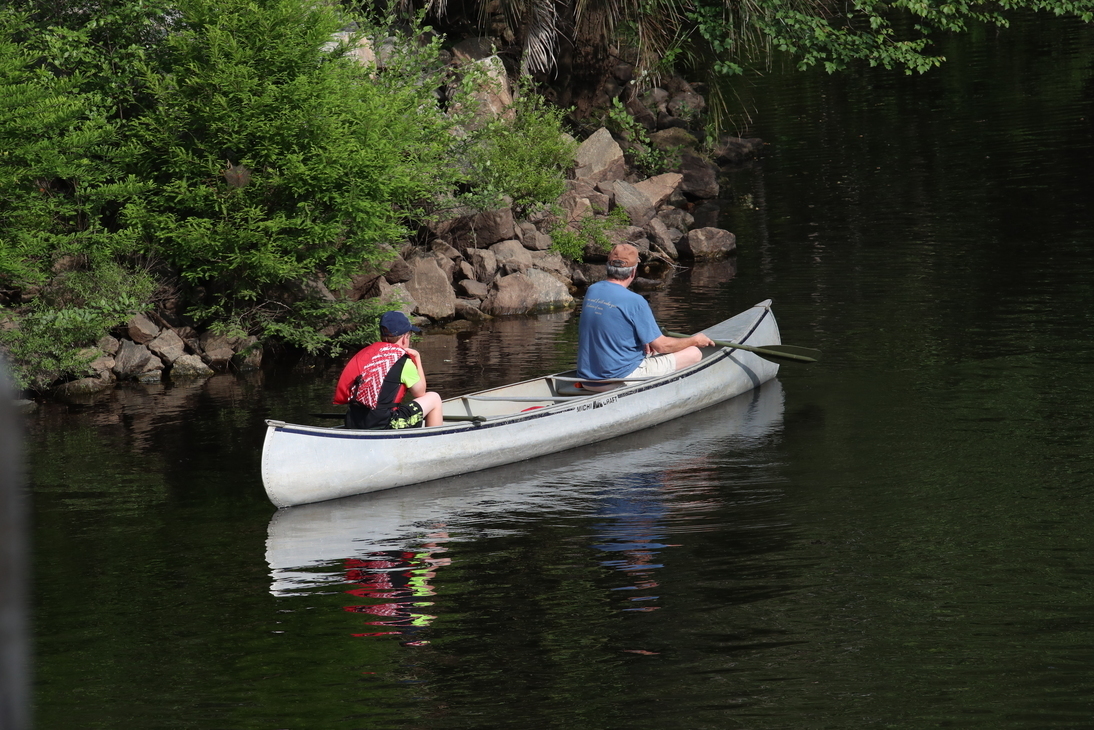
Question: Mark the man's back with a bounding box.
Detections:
[577,280,661,380]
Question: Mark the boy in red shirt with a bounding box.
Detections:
[333,311,443,429]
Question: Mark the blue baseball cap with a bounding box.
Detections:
[379,310,421,336]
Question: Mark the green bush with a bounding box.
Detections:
[463,87,576,216]
[0,263,154,390]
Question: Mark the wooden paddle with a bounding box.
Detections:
[662,330,819,364]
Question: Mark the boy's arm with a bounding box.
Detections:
[403,348,427,398]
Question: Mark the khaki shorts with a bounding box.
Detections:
[627,353,677,378]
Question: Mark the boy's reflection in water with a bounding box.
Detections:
[342,530,450,647]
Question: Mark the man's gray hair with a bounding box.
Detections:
[606,263,637,281]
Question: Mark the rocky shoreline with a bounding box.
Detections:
[50,69,762,398]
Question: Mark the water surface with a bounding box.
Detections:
[26,13,1094,729]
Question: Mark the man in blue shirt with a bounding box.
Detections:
[577,243,714,387]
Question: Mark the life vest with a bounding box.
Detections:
[333,342,410,410]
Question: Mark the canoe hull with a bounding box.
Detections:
[261,300,781,508]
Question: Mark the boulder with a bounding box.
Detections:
[113,339,153,379]
[573,127,626,183]
[450,36,496,62]
[679,154,720,199]
[96,335,120,355]
[634,173,683,209]
[526,269,574,310]
[649,127,699,152]
[481,270,573,315]
[458,55,514,126]
[147,329,186,364]
[454,298,491,321]
[668,90,706,118]
[658,207,694,233]
[383,255,412,284]
[469,207,516,247]
[379,282,417,316]
[611,181,656,226]
[712,136,764,165]
[520,229,554,251]
[170,354,214,379]
[54,375,113,397]
[405,255,456,320]
[458,279,490,299]
[481,273,539,316]
[644,217,679,259]
[432,250,456,282]
[126,314,160,345]
[642,88,670,113]
[137,356,164,383]
[530,251,570,279]
[557,193,593,228]
[679,227,736,259]
[490,240,534,270]
[469,248,498,283]
[324,31,376,68]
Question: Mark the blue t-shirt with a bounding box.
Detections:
[577,280,662,380]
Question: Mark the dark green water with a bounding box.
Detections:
[24,14,1094,729]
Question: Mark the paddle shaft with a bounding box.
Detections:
[309,412,486,422]
[663,331,819,364]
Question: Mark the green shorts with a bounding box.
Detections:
[387,401,425,429]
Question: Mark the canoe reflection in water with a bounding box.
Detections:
[265,379,784,642]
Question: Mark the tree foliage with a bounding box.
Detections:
[0,0,577,388]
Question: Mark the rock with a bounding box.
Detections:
[450,36,496,62]
[612,181,656,226]
[405,255,456,320]
[679,154,720,199]
[170,354,214,379]
[126,314,160,345]
[324,31,375,67]
[526,269,574,310]
[668,90,706,118]
[658,207,694,232]
[625,96,657,131]
[530,250,570,278]
[454,298,491,321]
[457,260,477,280]
[380,282,417,316]
[431,250,456,282]
[199,332,236,369]
[481,270,573,315]
[96,335,120,355]
[712,136,764,165]
[557,193,593,228]
[520,229,554,251]
[644,217,679,259]
[469,248,498,283]
[383,255,412,284]
[232,336,262,370]
[54,376,113,397]
[345,273,384,301]
[649,127,699,152]
[482,273,537,315]
[461,55,514,126]
[573,127,626,183]
[431,239,463,261]
[112,339,153,379]
[147,329,186,364]
[490,239,534,270]
[642,88,670,113]
[469,207,516,247]
[458,279,489,299]
[679,227,736,259]
[634,173,683,209]
[137,356,164,383]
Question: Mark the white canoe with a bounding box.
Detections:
[265,378,785,595]
[261,299,781,508]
